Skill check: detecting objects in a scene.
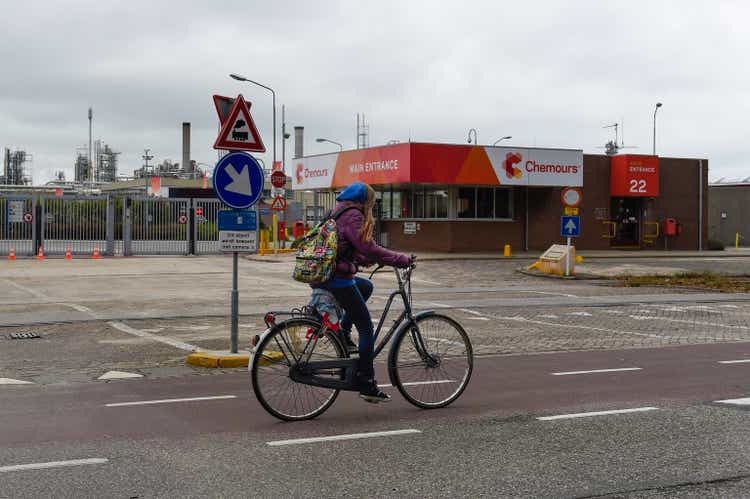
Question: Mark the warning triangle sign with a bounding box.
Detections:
[213,94,266,152]
[270,195,287,211]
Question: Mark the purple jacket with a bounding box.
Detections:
[332,201,411,279]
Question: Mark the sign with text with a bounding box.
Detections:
[610,155,659,197]
[219,230,257,252]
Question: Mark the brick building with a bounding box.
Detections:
[291,142,708,252]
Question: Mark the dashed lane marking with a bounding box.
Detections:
[429,302,451,309]
[97,371,143,380]
[0,458,109,473]
[566,312,592,317]
[108,321,199,351]
[380,379,455,389]
[718,359,750,364]
[0,378,34,385]
[537,407,658,421]
[520,290,579,298]
[267,429,421,447]
[551,367,642,376]
[715,397,750,406]
[412,278,442,286]
[64,303,97,315]
[105,395,237,407]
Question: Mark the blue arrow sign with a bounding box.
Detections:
[212,152,264,209]
[561,215,581,237]
[218,209,257,231]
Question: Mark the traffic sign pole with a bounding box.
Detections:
[566,237,571,277]
[231,251,239,353]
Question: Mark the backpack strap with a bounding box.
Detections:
[332,205,363,221]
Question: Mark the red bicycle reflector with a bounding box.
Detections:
[264,313,275,327]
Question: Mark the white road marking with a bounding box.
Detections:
[460,308,485,316]
[173,325,211,331]
[719,304,740,309]
[537,407,658,421]
[108,321,199,351]
[602,310,624,315]
[0,458,109,473]
[538,314,559,319]
[105,395,236,407]
[566,311,592,317]
[0,378,34,385]
[715,397,750,406]
[65,303,95,315]
[630,315,750,331]
[97,371,143,380]
[718,359,750,364]
[380,379,455,388]
[3,279,49,300]
[267,429,421,446]
[413,278,442,286]
[466,316,490,321]
[520,290,579,298]
[551,367,642,376]
[429,302,451,309]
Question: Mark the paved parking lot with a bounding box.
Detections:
[3,255,750,385]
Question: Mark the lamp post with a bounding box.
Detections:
[492,136,512,146]
[653,102,662,156]
[467,128,477,144]
[316,137,343,151]
[229,73,276,168]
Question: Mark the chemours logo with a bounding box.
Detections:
[503,152,523,179]
[295,163,330,185]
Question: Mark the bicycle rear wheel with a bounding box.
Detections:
[388,312,473,409]
[251,317,346,421]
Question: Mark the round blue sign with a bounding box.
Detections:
[212,152,265,209]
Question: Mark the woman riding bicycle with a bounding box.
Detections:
[315,181,412,403]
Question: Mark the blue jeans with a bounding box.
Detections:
[323,277,375,380]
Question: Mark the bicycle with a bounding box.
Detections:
[250,260,474,421]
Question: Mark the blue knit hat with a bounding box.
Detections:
[336,182,368,203]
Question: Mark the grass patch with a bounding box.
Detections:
[616,272,750,293]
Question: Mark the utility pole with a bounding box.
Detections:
[88,107,93,187]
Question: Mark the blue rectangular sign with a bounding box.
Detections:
[218,209,257,231]
[560,215,580,237]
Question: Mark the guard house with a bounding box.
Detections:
[291,142,708,252]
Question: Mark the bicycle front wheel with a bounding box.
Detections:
[388,313,473,409]
[251,317,346,421]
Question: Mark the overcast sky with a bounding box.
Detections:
[2,1,747,184]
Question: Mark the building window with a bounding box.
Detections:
[477,188,494,218]
[495,188,512,219]
[457,187,476,218]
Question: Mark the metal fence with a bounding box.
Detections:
[0,195,36,256]
[40,195,112,256]
[0,194,232,257]
[126,197,191,255]
[193,198,222,254]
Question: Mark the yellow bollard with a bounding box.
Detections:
[576,255,583,263]
[737,232,740,249]
[503,244,512,257]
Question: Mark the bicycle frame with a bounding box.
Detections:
[284,265,436,392]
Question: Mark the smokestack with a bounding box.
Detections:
[182,122,191,174]
[294,126,304,159]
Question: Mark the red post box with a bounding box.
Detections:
[293,221,305,239]
[664,218,678,237]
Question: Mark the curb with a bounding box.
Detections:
[186,351,250,368]
[516,267,603,280]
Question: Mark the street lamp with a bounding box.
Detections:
[229,73,277,168]
[492,136,512,145]
[467,128,477,144]
[316,137,343,151]
[653,102,662,156]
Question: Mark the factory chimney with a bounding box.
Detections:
[182,122,191,175]
[294,126,304,159]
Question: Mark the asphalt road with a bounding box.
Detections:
[2,341,750,498]
[3,255,750,497]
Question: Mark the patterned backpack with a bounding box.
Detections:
[292,207,360,284]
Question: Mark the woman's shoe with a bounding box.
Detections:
[338,331,358,354]
[359,380,391,403]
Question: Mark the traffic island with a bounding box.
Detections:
[186,351,250,368]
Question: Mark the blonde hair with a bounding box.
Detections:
[359,184,376,242]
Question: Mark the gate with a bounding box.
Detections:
[126,197,190,255]
[40,195,112,256]
[0,195,36,256]
[193,198,222,254]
